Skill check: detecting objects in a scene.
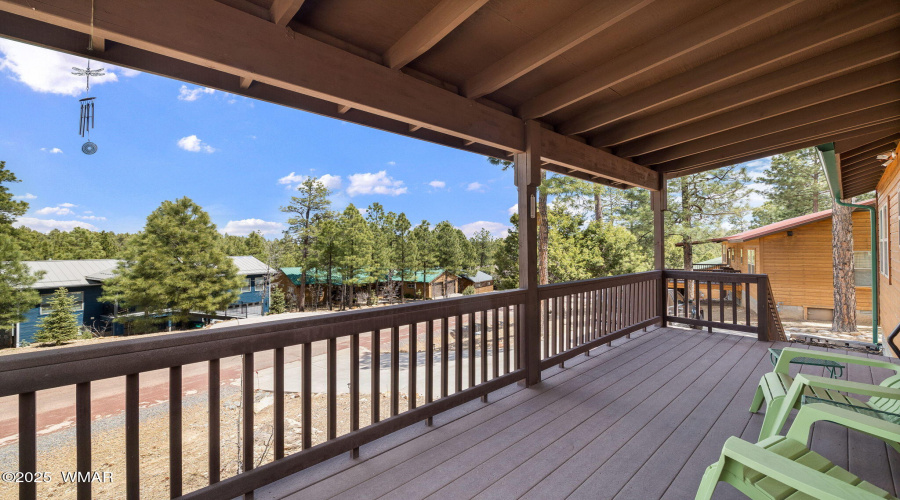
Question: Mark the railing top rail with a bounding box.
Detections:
[537,270,662,298]
[0,289,525,378]
[663,270,768,282]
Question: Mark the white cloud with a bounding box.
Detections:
[58,202,76,208]
[278,172,342,191]
[429,180,446,189]
[177,135,216,153]
[79,215,107,221]
[346,171,407,196]
[319,174,342,190]
[457,221,511,238]
[177,85,215,101]
[83,210,93,214]
[35,206,74,216]
[278,171,305,187]
[0,39,137,96]
[13,193,36,200]
[40,147,63,154]
[16,217,98,233]
[466,182,486,192]
[508,204,518,216]
[220,218,285,236]
[747,182,769,208]
[387,161,396,166]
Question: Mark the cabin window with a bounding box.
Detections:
[39,291,84,315]
[407,283,415,290]
[242,278,253,293]
[854,251,872,287]
[726,248,734,266]
[747,249,756,274]
[880,204,890,277]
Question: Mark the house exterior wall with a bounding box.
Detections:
[722,210,873,321]
[877,143,900,337]
[17,285,109,346]
[458,278,495,294]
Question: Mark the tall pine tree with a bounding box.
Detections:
[336,205,373,309]
[751,148,830,227]
[35,287,81,345]
[281,177,332,310]
[0,161,40,334]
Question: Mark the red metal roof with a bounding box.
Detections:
[715,198,875,243]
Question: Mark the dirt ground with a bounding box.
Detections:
[0,389,426,499]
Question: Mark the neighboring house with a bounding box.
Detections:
[393,270,459,299]
[873,143,900,337]
[9,256,270,347]
[713,200,875,322]
[458,271,495,294]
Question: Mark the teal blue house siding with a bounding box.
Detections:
[17,285,111,346]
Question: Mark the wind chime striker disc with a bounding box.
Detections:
[82,141,98,155]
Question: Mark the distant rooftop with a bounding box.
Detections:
[461,271,494,282]
[715,198,876,243]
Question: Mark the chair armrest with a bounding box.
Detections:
[793,373,900,400]
[721,437,884,500]
[774,347,900,375]
[786,403,900,446]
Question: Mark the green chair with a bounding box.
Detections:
[749,347,900,440]
[696,404,899,500]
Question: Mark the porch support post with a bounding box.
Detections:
[516,120,542,386]
[651,175,667,327]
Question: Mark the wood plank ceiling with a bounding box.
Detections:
[0,0,898,186]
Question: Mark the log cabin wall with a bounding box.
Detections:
[877,144,900,335]
[722,209,874,321]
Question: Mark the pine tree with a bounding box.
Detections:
[391,213,415,303]
[312,217,340,309]
[281,177,332,310]
[470,228,495,271]
[0,161,28,226]
[433,221,462,297]
[365,203,393,302]
[751,148,830,227]
[493,214,519,290]
[0,161,41,332]
[35,287,80,345]
[336,205,373,309]
[409,220,435,299]
[101,197,243,331]
[268,285,286,315]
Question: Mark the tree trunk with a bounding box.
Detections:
[593,192,603,223]
[538,171,549,285]
[832,199,857,332]
[299,271,307,312]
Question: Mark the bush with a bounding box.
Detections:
[462,286,475,296]
[35,287,80,345]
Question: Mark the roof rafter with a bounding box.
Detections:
[269,0,305,27]
[555,0,900,136]
[840,133,900,159]
[517,0,805,120]
[634,84,900,165]
[539,128,658,190]
[384,0,490,70]
[591,32,900,148]
[617,61,900,159]
[461,0,653,99]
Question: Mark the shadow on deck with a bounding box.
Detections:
[257,327,900,500]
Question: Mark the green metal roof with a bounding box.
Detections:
[389,269,446,283]
[280,268,449,285]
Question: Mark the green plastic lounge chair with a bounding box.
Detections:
[749,347,900,440]
[696,404,900,500]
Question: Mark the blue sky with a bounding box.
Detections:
[0,39,518,238]
[0,39,772,239]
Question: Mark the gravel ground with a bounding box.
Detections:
[0,388,424,499]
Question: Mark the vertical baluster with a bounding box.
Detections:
[409,324,417,411]
[370,332,379,425]
[513,304,520,371]
[209,359,220,484]
[170,366,183,498]
[327,338,337,439]
[552,296,559,355]
[19,391,36,500]
[455,314,463,392]
[492,308,499,379]
[732,281,738,324]
[350,334,360,457]
[426,321,434,426]
[391,325,400,417]
[468,312,476,389]
[242,354,254,474]
[441,318,449,397]
[578,292,584,345]
[707,281,713,332]
[719,282,725,323]
[542,299,550,360]
[125,374,140,500]
[480,311,488,402]
[745,281,752,326]
[274,348,284,460]
[302,342,312,448]
[76,382,91,500]
[503,306,511,375]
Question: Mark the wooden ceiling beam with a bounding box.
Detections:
[518,0,805,120]
[633,85,900,165]
[842,147,898,170]
[840,133,900,159]
[0,0,526,151]
[556,0,900,136]
[461,0,652,99]
[842,155,889,172]
[618,62,900,158]
[591,32,900,148]
[666,121,900,178]
[384,0,489,70]
[539,129,658,190]
[836,132,900,154]
[659,116,900,174]
[843,172,887,192]
[269,0,305,27]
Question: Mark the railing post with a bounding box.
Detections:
[517,120,542,386]
[651,178,667,327]
[757,275,769,341]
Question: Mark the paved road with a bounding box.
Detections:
[0,316,474,445]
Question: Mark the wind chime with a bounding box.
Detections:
[72,0,104,155]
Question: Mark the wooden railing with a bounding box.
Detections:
[2,290,526,500]
[537,271,662,369]
[663,270,783,341]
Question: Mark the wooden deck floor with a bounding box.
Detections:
[256,326,900,500]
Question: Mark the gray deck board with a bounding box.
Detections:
[254,327,900,500]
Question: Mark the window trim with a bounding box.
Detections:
[39,291,84,315]
[241,277,253,293]
[853,250,872,288]
[880,203,890,278]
